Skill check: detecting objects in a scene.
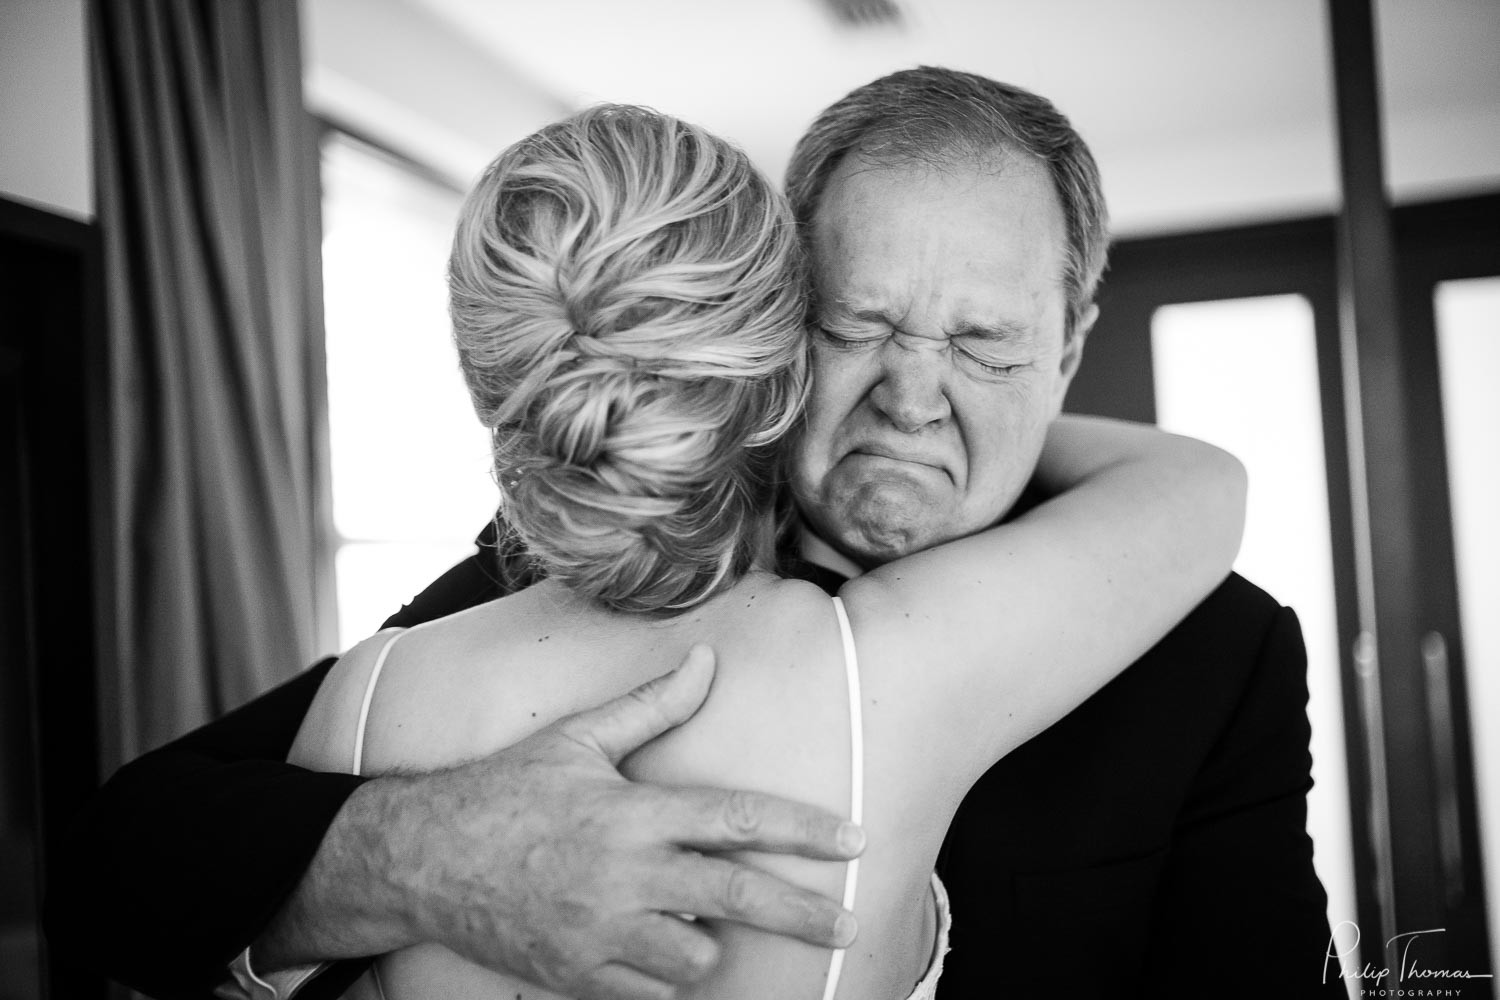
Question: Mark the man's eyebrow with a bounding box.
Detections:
[953,319,1031,341]
[821,301,898,326]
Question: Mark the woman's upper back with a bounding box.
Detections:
[296,572,951,1000]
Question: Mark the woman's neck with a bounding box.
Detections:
[746,509,783,576]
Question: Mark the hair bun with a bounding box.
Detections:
[451,105,808,612]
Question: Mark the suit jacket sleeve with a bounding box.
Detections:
[1141,606,1347,997]
[44,536,509,999]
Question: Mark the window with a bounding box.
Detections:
[1151,294,1357,972]
[1435,275,1500,975]
[319,133,496,649]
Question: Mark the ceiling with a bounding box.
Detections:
[311,0,1500,234]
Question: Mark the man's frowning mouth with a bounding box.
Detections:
[843,443,952,482]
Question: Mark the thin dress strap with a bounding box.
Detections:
[350,628,411,1000]
[351,628,409,777]
[823,596,864,1000]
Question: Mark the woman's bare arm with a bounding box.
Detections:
[842,415,1247,776]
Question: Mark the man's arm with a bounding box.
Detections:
[47,534,861,1000]
[43,548,507,998]
[1141,606,1347,997]
[44,656,362,997]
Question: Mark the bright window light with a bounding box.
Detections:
[1152,294,1357,980]
[1435,276,1500,977]
[321,134,497,649]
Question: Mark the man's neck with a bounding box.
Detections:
[797,525,866,580]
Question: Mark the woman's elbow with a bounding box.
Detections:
[1199,441,1249,568]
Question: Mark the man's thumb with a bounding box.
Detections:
[569,644,716,763]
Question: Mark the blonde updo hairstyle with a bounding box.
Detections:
[450,105,809,613]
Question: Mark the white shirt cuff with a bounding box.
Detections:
[216,947,327,1000]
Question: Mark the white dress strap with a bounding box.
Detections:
[823,596,864,1000]
[349,629,412,1000]
[351,628,410,777]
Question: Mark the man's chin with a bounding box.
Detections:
[828,488,942,567]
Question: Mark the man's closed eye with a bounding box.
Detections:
[817,326,885,349]
[954,344,1026,378]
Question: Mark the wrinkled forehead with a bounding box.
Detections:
[808,153,1069,322]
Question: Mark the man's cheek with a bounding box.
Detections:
[788,448,824,510]
[968,379,1052,447]
[960,412,1040,498]
[800,396,865,494]
[810,342,876,407]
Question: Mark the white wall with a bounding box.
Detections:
[302,0,569,189]
[0,0,92,220]
[1101,0,1500,235]
[9,1,1483,237]
[360,0,1500,238]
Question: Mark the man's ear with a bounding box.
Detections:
[1058,302,1098,385]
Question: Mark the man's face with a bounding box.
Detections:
[790,153,1094,567]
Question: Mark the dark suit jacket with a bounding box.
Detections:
[933,572,1340,997]
[45,539,1343,999]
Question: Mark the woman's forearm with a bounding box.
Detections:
[1019,415,1248,591]
[844,414,1246,770]
[1033,414,1241,513]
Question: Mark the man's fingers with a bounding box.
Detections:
[579,962,676,1000]
[612,913,720,985]
[653,785,865,860]
[563,645,716,764]
[653,854,858,949]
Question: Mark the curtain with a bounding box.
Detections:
[91,0,329,768]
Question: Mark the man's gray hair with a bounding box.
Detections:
[786,66,1109,336]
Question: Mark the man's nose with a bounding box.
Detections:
[869,336,951,433]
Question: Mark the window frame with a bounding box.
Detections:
[311,117,489,649]
[1071,192,1500,979]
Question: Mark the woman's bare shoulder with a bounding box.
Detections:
[629,578,858,1000]
[745,576,841,637]
[626,576,849,796]
[288,627,406,774]
[340,591,559,772]
[314,578,846,779]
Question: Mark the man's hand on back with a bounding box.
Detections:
[253,646,863,1000]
